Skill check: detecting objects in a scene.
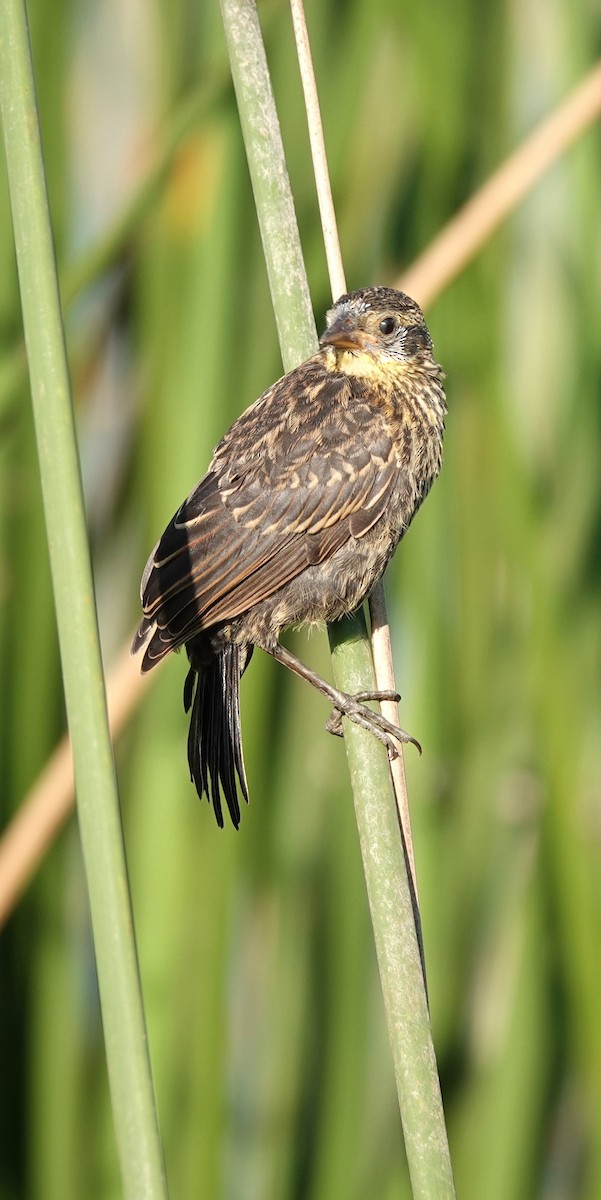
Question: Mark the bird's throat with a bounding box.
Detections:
[324,344,395,381]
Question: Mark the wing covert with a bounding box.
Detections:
[135,364,401,664]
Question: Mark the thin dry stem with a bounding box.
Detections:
[289,0,419,906]
[0,645,152,927]
[289,0,346,301]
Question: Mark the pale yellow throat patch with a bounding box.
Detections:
[324,344,404,382]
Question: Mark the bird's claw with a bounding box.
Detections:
[326,710,344,738]
[325,692,421,757]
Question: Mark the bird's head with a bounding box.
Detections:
[319,287,434,376]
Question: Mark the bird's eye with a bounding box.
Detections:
[379,316,397,336]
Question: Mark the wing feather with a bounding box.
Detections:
[136,362,401,663]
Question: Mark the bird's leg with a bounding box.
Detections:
[265,642,421,756]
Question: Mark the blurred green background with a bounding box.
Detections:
[2,0,601,1196]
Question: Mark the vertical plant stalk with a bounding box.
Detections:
[219,0,316,370]
[218,1,455,1194]
[0,4,167,1199]
[289,0,346,301]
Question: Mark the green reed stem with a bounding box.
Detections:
[217,1,455,1194]
[0,3,167,1197]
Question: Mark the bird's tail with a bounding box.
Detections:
[184,643,252,828]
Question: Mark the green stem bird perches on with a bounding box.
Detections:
[218,0,456,1195]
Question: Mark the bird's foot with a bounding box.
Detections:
[325,691,421,757]
[265,642,422,758]
[325,690,400,738]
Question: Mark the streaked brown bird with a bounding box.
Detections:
[132,287,446,827]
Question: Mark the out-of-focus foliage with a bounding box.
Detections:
[1,0,601,1197]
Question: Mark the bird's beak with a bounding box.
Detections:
[319,319,377,352]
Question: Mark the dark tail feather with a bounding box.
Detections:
[184,644,251,828]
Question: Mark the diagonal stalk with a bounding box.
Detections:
[0,3,167,1197]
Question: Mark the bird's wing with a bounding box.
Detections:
[135,364,402,666]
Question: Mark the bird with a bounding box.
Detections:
[132,286,446,828]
